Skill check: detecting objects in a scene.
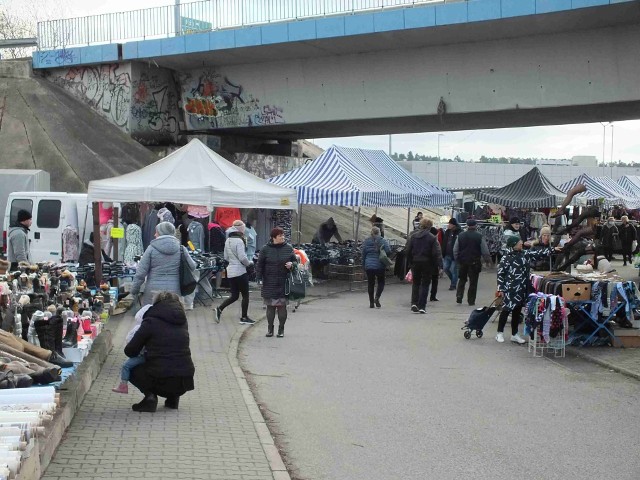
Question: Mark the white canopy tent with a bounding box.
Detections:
[87,138,298,210]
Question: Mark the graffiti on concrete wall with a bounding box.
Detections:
[232,153,305,179]
[36,48,79,67]
[180,70,285,130]
[130,71,179,145]
[46,64,131,129]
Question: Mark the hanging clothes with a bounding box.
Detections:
[142,208,159,249]
[187,204,210,218]
[100,220,114,259]
[61,226,79,262]
[214,207,241,230]
[124,224,144,264]
[186,221,205,251]
[208,222,226,253]
[99,202,114,225]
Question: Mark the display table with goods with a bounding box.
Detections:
[530,270,640,348]
[0,262,114,479]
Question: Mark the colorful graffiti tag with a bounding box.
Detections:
[180,70,285,130]
[130,72,179,144]
[47,64,131,129]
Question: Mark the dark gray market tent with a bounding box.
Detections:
[476,167,566,208]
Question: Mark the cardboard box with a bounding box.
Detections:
[561,283,592,301]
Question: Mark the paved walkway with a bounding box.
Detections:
[39,262,640,479]
[41,292,283,480]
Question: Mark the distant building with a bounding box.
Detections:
[535,159,572,166]
[571,155,598,167]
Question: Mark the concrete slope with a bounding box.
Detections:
[0,60,156,192]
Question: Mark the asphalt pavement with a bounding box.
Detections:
[240,264,640,480]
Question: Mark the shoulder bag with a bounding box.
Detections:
[285,265,306,301]
[179,247,197,296]
[377,239,392,268]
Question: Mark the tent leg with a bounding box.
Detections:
[355,207,361,241]
[112,207,119,289]
[92,202,102,285]
[407,207,411,239]
[297,205,302,245]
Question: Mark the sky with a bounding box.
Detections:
[10,0,640,163]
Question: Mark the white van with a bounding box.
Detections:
[3,192,93,263]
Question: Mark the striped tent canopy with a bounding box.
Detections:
[268,145,454,207]
[617,175,640,197]
[475,167,566,208]
[559,173,625,208]
[595,176,640,209]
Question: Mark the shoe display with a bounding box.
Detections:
[240,317,255,325]
[214,307,221,324]
[495,332,505,343]
[411,305,419,313]
[511,333,526,344]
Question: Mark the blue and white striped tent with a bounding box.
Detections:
[617,175,640,197]
[596,176,640,209]
[268,146,454,207]
[559,174,625,207]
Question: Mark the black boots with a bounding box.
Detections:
[277,323,285,338]
[164,396,180,409]
[266,322,274,337]
[62,320,78,348]
[34,319,73,368]
[132,393,158,412]
[374,297,381,308]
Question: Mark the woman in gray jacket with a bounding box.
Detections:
[214,221,254,325]
[130,222,196,305]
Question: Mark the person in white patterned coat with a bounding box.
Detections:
[495,235,559,344]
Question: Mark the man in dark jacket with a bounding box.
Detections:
[405,218,443,314]
[312,217,342,244]
[442,218,461,291]
[7,209,32,270]
[125,292,195,412]
[453,219,491,306]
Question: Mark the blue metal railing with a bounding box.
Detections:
[37,0,457,51]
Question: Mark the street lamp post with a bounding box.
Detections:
[600,122,607,176]
[610,123,615,177]
[437,134,444,187]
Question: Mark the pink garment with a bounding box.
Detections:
[187,205,210,218]
[99,203,114,224]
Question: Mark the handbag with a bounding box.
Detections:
[285,266,306,300]
[632,240,638,252]
[179,247,197,296]
[377,239,392,268]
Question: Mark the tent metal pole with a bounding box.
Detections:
[355,206,361,241]
[406,207,411,238]
[92,202,102,285]
[297,204,302,245]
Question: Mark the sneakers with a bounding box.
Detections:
[240,317,255,325]
[184,304,194,311]
[418,309,426,314]
[374,298,381,308]
[411,305,419,313]
[214,307,222,324]
[448,286,456,291]
[456,298,462,304]
[430,297,439,302]
[112,381,128,394]
[495,332,505,343]
[511,333,526,344]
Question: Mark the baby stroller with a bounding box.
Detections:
[462,297,501,339]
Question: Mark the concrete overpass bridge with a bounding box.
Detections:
[32,0,640,149]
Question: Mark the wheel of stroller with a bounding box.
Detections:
[463,330,471,339]
[476,330,483,338]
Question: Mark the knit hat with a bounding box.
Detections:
[31,310,45,322]
[506,235,521,249]
[155,221,176,236]
[17,210,32,223]
[448,218,458,226]
[509,217,520,225]
[466,219,477,227]
[157,207,175,224]
[232,220,246,234]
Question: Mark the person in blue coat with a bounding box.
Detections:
[361,227,391,308]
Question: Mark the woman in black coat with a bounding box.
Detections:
[619,215,637,265]
[256,227,297,338]
[124,292,195,412]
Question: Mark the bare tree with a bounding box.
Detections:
[0,0,69,58]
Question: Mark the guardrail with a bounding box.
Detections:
[37,0,457,51]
